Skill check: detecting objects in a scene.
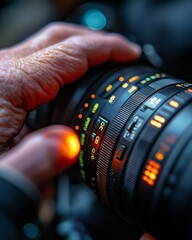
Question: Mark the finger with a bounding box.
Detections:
[0,22,104,60]
[7,33,141,110]
[140,233,157,240]
[0,125,80,187]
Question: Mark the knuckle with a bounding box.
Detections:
[108,32,126,41]
[43,21,66,37]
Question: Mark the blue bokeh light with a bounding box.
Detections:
[81,9,107,30]
[23,223,40,239]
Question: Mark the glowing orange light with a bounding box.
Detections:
[105,84,113,92]
[58,130,81,169]
[148,160,161,170]
[75,125,80,131]
[65,134,80,157]
[142,159,161,187]
[187,89,192,93]
[129,75,139,83]
[90,94,96,99]
[155,152,164,161]
[142,175,155,186]
[84,103,89,108]
[146,165,158,174]
[146,165,153,171]
[122,83,129,89]
[78,114,83,119]
[151,168,159,175]
[119,76,124,82]
[150,120,162,128]
[149,173,157,180]
[142,175,148,181]
[142,176,149,182]
[144,170,150,177]
[169,100,179,108]
[148,179,155,186]
[154,115,166,124]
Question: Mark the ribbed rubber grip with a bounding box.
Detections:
[97,78,183,205]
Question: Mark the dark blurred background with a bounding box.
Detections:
[1,0,192,240]
[1,0,192,80]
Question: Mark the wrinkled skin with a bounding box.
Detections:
[0,22,141,153]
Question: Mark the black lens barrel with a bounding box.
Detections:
[29,62,192,240]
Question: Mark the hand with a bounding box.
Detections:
[0,22,141,187]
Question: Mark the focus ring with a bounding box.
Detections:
[97,78,183,205]
[108,85,183,212]
[121,83,186,208]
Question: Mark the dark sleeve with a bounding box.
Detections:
[0,167,40,240]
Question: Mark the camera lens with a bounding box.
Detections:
[30,62,192,239]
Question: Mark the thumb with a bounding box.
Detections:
[0,125,80,187]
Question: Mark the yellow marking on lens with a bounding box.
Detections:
[150,120,162,128]
[155,74,161,78]
[78,114,83,119]
[141,80,147,84]
[129,75,139,83]
[90,94,96,99]
[155,152,164,161]
[108,95,116,104]
[105,84,113,92]
[169,100,179,108]
[84,103,89,108]
[119,76,124,82]
[128,86,137,93]
[154,115,166,124]
[122,83,129,89]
